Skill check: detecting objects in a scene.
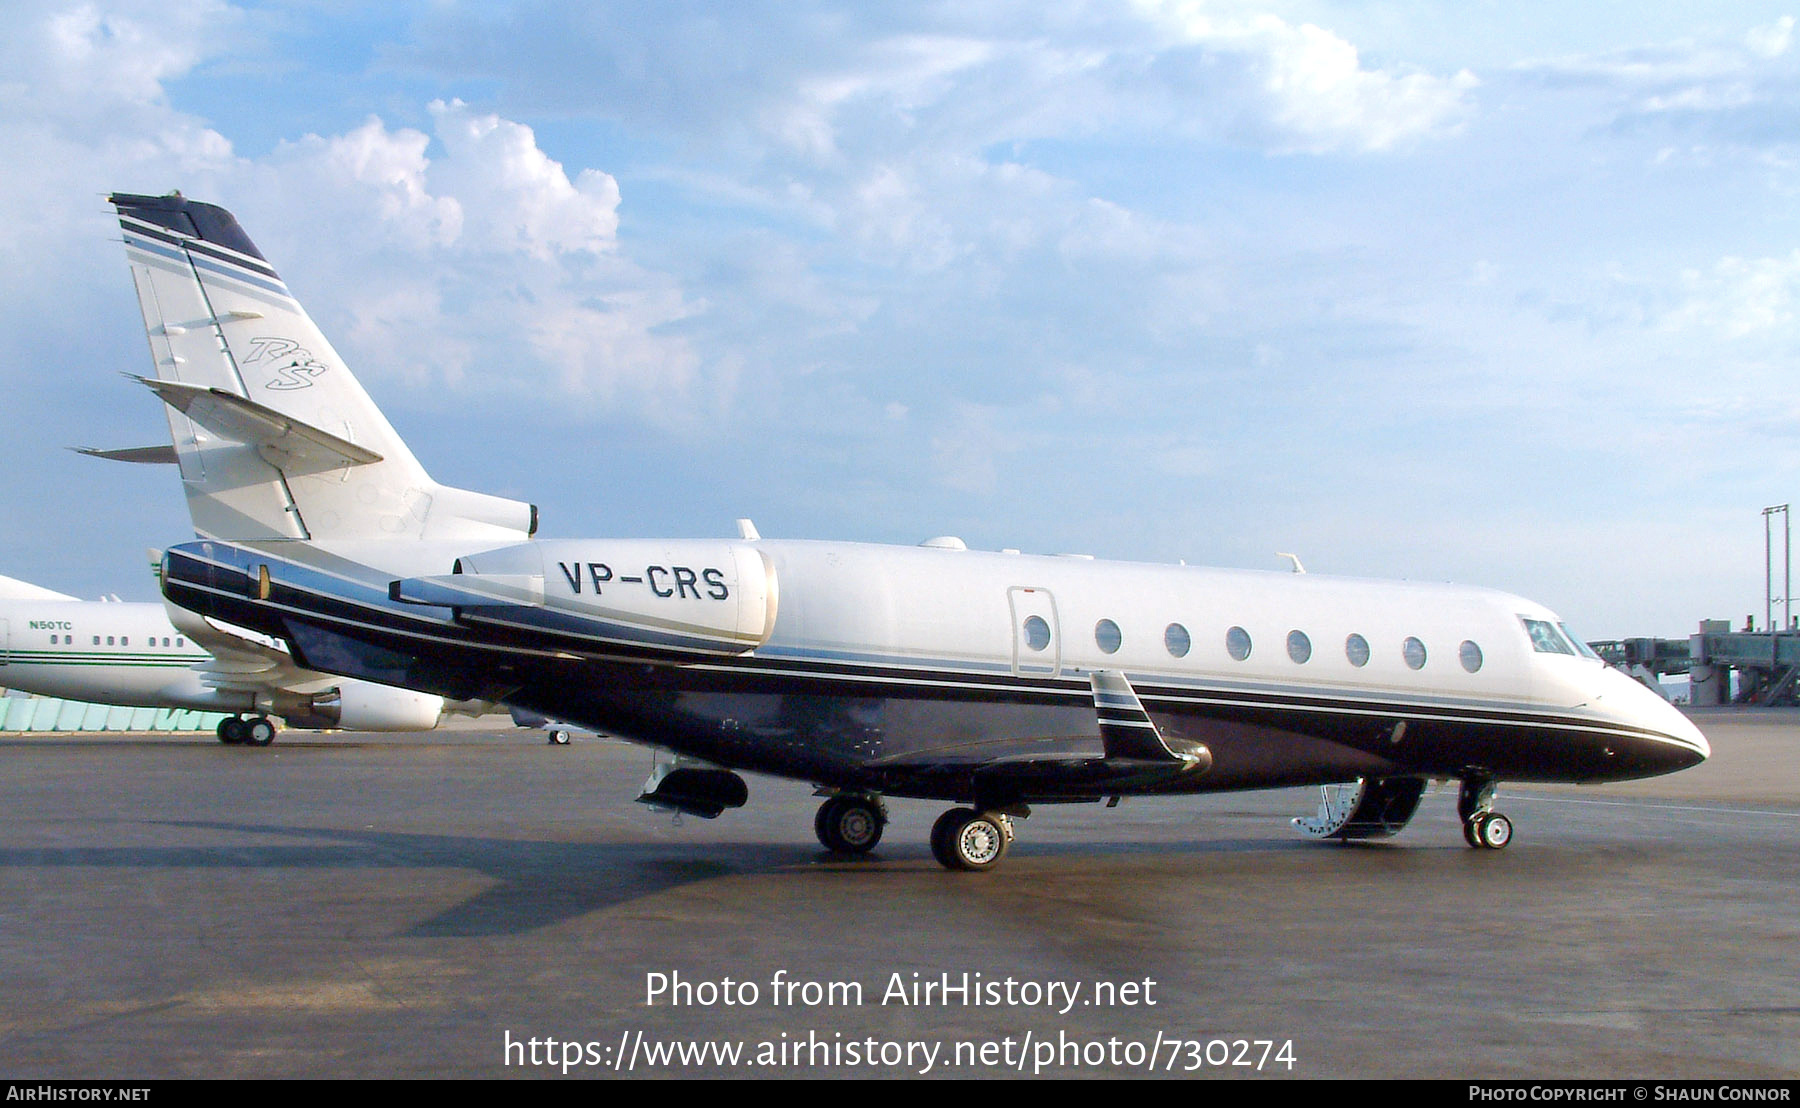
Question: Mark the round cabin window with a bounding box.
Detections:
[1226,626,1252,661]
[1459,640,1483,673]
[1287,630,1312,664]
[1165,623,1191,658]
[1095,619,1122,655]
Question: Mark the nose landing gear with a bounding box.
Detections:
[1459,775,1512,850]
[1469,811,1513,849]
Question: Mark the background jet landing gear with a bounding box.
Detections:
[929,808,1014,871]
[216,715,277,747]
[1458,775,1513,850]
[813,793,887,855]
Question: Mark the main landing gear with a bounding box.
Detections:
[814,793,887,854]
[812,794,1021,870]
[929,808,1015,872]
[216,715,277,747]
[1459,776,1512,851]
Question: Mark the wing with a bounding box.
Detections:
[864,671,1213,805]
[158,592,334,696]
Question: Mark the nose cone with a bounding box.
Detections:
[1648,697,1710,768]
[1598,666,1710,774]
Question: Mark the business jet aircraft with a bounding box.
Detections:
[104,191,1708,870]
[0,569,454,744]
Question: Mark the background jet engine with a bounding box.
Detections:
[274,683,445,731]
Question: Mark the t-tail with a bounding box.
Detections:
[110,192,535,549]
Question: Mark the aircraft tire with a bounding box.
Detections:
[815,795,884,854]
[217,717,248,745]
[246,716,277,747]
[547,729,571,746]
[1474,812,1513,850]
[929,809,961,867]
[1463,818,1483,848]
[932,808,1010,872]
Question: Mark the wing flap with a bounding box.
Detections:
[860,676,1212,803]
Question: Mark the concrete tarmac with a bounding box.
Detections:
[0,707,1794,1079]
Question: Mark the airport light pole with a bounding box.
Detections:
[1765,504,1790,634]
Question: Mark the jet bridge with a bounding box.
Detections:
[1592,620,1800,706]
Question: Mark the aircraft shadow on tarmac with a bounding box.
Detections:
[0,817,1400,937]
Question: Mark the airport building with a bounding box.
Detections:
[0,689,227,733]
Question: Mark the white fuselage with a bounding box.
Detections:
[667,538,1709,766]
[0,597,214,707]
[205,531,1707,784]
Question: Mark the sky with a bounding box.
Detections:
[3,0,1799,639]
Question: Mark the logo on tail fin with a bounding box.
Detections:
[243,337,329,390]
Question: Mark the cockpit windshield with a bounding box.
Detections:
[1521,617,1576,655]
[1558,622,1602,660]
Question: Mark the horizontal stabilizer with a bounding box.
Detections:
[131,375,384,469]
[73,445,179,465]
[1090,670,1208,766]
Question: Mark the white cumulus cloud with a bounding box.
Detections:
[239,108,692,406]
[1130,0,1477,152]
[1665,250,1800,338]
[0,1,705,415]
[427,99,622,259]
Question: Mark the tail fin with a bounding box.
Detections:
[110,192,535,546]
[0,574,80,602]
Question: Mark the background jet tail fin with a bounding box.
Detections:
[0,573,81,602]
[110,192,535,546]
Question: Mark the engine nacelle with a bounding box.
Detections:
[392,538,778,659]
[277,682,445,732]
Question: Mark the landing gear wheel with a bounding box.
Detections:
[245,716,277,747]
[995,813,1015,844]
[929,808,959,867]
[815,795,885,854]
[1472,812,1513,850]
[1459,774,1500,848]
[547,729,571,746]
[930,808,1010,872]
[217,717,248,745]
